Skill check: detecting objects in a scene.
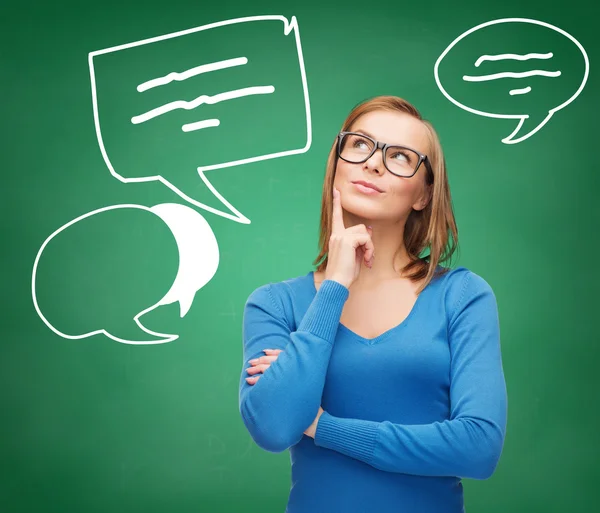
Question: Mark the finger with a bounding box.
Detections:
[247,364,269,375]
[331,187,345,235]
[249,355,278,365]
[366,226,374,266]
[349,231,375,263]
[246,364,270,375]
[263,349,282,355]
[355,245,368,268]
[344,225,375,263]
[246,376,260,384]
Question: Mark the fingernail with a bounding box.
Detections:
[249,359,258,364]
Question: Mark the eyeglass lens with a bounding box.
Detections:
[339,133,420,176]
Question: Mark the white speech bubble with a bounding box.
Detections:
[32,203,218,345]
[89,15,311,224]
[434,18,589,144]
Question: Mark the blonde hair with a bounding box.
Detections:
[312,96,459,294]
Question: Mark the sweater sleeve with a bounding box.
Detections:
[239,279,349,453]
[313,271,508,480]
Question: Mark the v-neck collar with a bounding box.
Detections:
[307,269,436,345]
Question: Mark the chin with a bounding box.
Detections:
[342,198,383,217]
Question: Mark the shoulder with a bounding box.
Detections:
[246,272,308,301]
[436,266,497,319]
[244,272,310,324]
[438,265,494,293]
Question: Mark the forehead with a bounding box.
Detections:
[349,110,430,154]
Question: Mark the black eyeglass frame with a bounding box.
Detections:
[336,131,434,181]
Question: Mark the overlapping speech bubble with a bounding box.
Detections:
[89,15,311,224]
[32,203,218,344]
[434,18,589,144]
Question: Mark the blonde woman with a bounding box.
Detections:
[239,96,507,512]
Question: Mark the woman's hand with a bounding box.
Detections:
[245,348,282,384]
[245,349,325,439]
[325,186,375,289]
[303,406,324,439]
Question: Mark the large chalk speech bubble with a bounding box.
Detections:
[89,15,311,224]
[434,18,589,144]
[32,203,218,345]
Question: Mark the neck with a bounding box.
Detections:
[344,215,413,284]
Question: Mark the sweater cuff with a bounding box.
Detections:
[314,411,379,463]
[297,279,349,342]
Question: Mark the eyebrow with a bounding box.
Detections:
[354,128,378,140]
[353,128,414,150]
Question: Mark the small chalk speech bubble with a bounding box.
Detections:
[32,203,218,345]
[434,18,589,144]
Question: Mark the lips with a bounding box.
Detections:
[352,181,383,192]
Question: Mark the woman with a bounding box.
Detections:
[239,96,507,512]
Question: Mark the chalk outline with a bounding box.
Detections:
[434,18,590,144]
[32,203,219,345]
[32,205,177,344]
[89,15,312,224]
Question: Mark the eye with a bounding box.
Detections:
[389,150,410,162]
[353,137,370,149]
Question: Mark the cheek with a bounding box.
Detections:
[387,181,421,202]
[334,160,357,183]
[387,180,411,194]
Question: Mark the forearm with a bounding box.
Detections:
[314,410,506,479]
[240,280,349,452]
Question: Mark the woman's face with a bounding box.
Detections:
[333,109,432,224]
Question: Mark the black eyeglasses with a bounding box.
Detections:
[337,131,434,181]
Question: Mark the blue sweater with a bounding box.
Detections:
[239,266,507,513]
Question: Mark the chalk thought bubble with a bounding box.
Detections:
[434,18,589,144]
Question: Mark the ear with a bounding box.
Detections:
[412,184,433,211]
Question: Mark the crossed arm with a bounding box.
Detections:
[239,272,507,480]
[239,279,349,451]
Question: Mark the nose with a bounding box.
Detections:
[363,147,385,174]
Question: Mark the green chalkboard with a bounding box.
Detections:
[2,0,599,512]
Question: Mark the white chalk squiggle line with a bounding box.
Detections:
[137,57,248,92]
[509,86,532,95]
[131,85,275,124]
[463,70,561,82]
[182,119,220,132]
[475,52,553,67]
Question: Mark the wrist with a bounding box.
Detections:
[325,276,350,289]
[313,410,326,439]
